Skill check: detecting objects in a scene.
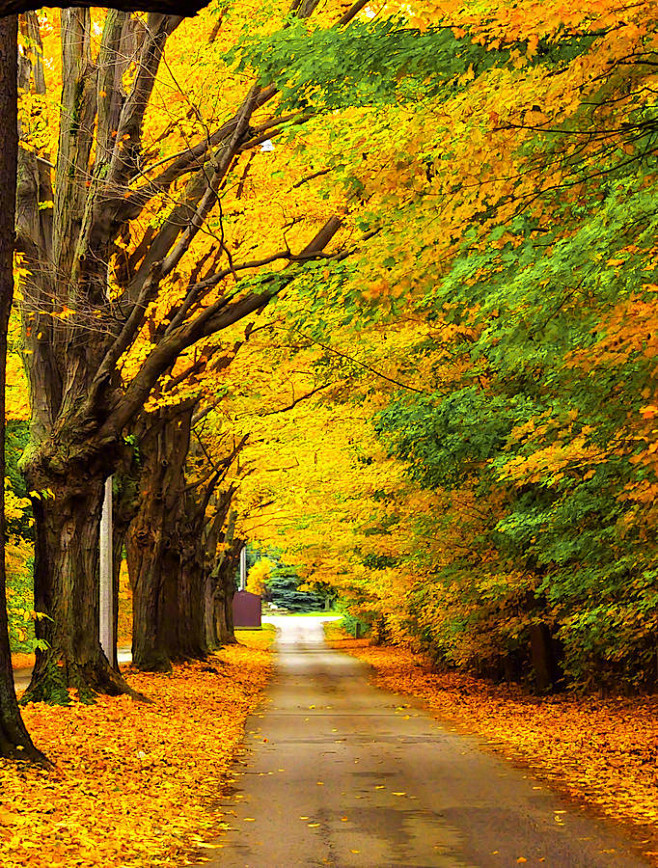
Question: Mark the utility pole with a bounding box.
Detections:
[239,545,247,591]
[99,476,115,667]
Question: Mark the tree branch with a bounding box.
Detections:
[261,383,332,415]
[99,217,343,438]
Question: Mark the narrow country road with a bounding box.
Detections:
[195,616,648,868]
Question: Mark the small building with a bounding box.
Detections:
[233,590,262,629]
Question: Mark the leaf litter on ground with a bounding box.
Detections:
[0,630,273,867]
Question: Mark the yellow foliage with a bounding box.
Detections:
[246,557,273,594]
[4,487,30,526]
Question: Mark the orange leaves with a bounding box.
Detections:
[499,417,606,489]
[568,296,658,371]
[363,278,390,301]
[0,641,272,868]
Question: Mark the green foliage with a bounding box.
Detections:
[231,20,494,110]
[373,172,658,687]
[6,419,33,541]
[6,556,36,654]
[266,561,326,612]
[230,17,595,113]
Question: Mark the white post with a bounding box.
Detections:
[239,546,247,591]
[99,476,114,665]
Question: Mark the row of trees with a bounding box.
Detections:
[3,0,658,763]
[0,0,373,760]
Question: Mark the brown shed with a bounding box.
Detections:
[233,590,262,629]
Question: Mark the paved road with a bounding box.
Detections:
[199,616,649,867]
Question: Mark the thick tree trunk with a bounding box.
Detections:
[0,14,44,759]
[23,474,141,704]
[128,527,177,672]
[128,403,193,671]
[201,500,232,650]
[216,509,240,646]
[173,480,232,659]
[175,553,207,660]
[215,564,238,645]
[214,513,239,647]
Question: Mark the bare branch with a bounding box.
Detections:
[261,383,332,415]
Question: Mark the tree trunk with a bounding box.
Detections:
[173,475,234,659]
[215,563,238,645]
[529,622,560,692]
[201,494,233,650]
[12,5,343,699]
[175,552,207,660]
[214,515,239,646]
[204,571,218,650]
[0,13,44,759]
[23,474,141,704]
[128,403,193,671]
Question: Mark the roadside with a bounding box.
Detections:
[0,628,275,868]
[328,633,658,865]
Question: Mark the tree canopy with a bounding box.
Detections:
[2,0,658,742]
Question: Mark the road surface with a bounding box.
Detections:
[199,616,648,867]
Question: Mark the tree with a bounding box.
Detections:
[125,206,340,670]
[0,0,213,766]
[0,11,45,760]
[12,0,352,704]
[227,0,658,691]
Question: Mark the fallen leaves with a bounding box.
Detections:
[0,635,273,868]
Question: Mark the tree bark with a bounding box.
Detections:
[214,559,238,646]
[202,493,233,650]
[176,549,207,660]
[23,470,144,703]
[213,511,239,646]
[129,403,246,665]
[180,481,236,655]
[0,13,45,759]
